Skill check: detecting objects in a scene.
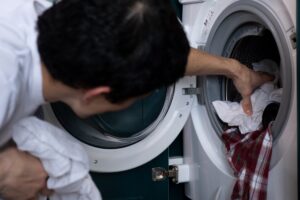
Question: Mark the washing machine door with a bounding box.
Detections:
[183,0,296,199]
[42,77,196,172]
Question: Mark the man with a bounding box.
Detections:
[0,0,272,199]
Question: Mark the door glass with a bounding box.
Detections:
[51,87,172,148]
[85,88,167,138]
[200,20,284,139]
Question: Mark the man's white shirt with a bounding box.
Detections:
[0,2,102,199]
[0,0,50,146]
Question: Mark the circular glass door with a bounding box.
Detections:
[42,75,195,172]
[189,1,296,172]
[204,25,281,134]
[199,10,291,140]
[51,87,173,149]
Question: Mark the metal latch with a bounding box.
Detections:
[152,166,178,183]
[290,32,296,49]
[152,158,190,184]
[182,87,201,95]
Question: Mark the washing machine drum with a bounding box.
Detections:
[51,88,168,149]
[201,23,284,139]
[219,27,280,103]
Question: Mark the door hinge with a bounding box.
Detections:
[152,164,190,184]
[182,87,202,95]
[152,166,178,183]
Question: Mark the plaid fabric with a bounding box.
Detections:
[222,124,273,200]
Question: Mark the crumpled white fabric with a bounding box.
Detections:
[11,117,102,200]
[212,59,282,134]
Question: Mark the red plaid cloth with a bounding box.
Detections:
[222,124,273,200]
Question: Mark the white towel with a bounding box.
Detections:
[212,59,281,134]
[11,117,102,200]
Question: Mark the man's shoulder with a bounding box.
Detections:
[0,0,52,22]
[0,0,35,45]
[0,17,26,82]
[0,45,22,87]
[0,0,29,18]
[0,0,40,83]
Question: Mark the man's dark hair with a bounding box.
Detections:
[37,0,190,103]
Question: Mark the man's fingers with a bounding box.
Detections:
[241,96,252,116]
[40,187,54,197]
[256,72,275,86]
[27,197,38,200]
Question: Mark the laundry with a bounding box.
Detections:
[221,102,278,199]
[10,117,102,200]
[222,125,272,200]
[213,60,281,199]
[212,59,281,134]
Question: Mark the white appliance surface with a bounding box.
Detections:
[181,0,297,199]
[43,76,196,172]
[41,1,297,198]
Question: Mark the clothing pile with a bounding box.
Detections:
[222,124,272,199]
[11,117,102,200]
[212,59,281,200]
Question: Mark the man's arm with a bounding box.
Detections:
[0,23,51,199]
[0,143,49,200]
[185,48,274,115]
[0,38,47,200]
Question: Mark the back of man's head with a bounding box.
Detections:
[37,0,190,103]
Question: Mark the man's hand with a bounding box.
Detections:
[230,59,274,115]
[185,48,274,115]
[0,146,52,200]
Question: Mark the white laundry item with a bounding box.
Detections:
[253,59,282,104]
[252,59,280,84]
[212,59,281,134]
[269,88,283,103]
[11,117,102,200]
[0,2,102,199]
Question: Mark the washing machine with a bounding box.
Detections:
[42,77,195,199]
[39,1,190,199]
[180,0,297,199]
[41,0,296,199]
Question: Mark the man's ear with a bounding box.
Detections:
[82,86,111,103]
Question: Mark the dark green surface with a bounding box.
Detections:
[91,150,169,200]
[170,0,182,19]
[297,0,299,197]
[51,88,167,148]
[168,133,190,200]
[90,133,189,200]
[90,1,189,200]
[168,3,191,198]
[94,89,166,137]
